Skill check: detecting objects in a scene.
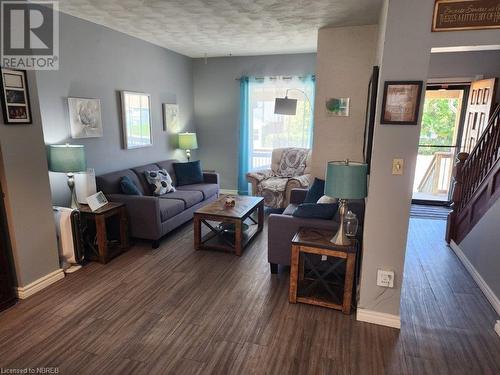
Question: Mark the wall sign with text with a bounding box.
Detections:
[432,0,500,31]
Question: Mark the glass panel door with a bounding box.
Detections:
[412,87,467,204]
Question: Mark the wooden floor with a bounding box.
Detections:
[0,218,499,374]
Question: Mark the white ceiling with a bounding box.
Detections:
[59,0,383,58]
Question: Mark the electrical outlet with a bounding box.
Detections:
[392,158,404,175]
[377,269,395,288]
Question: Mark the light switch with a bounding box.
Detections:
[392,158,404,175]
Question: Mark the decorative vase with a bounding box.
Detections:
[344,210,358,237]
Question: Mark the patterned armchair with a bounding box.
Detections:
[246,148,313,209]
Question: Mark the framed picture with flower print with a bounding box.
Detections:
[0,68,32,124]
[380,81,423,125]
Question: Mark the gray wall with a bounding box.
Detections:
[0,72,61,287]
[312,25,377,178]
[428,50,500,80]
[459,200,500,301]
[359,0,500,320]
[193,54,316,190]
[37,12,195,206]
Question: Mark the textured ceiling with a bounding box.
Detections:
[59,0,382,58]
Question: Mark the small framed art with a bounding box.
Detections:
[326,97,350,116]
[163,103,179,131]
[0,68,32,124]
[87,191,108,212]
[381,81,423,125]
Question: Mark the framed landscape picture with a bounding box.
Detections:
[120,91,153,149]
[0,68,32,124]
[381,81,423,125]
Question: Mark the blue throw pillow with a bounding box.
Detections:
[173,160,204,186]
[292,203,338,219]
[120,176,142,196]
[304,178,325,203]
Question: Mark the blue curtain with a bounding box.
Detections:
[237,74,315,195]
[238,76,250,195]
[307,75,316,147]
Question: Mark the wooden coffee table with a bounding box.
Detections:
[193,196,264,256]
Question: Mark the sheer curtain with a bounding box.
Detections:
[238,75,315,195]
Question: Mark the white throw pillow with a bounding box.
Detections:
[144,169,175,196]
[317,195,337,204]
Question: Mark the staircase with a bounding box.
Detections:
[446,104,500,244]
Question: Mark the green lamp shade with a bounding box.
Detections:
[325,161,367,199]
[178,133,198,150]
[48,144,86,173]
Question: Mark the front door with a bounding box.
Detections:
[412,85,468,204]
[462,78,497,153]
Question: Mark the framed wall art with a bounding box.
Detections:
[120,91,153,149]
[432,0,500,32]
[0,68,32,124]
[68,97,103,138]
[163,103,179,131]
[326,97,350,116]
[380,81,423,125]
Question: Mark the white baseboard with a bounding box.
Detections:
[15,269,65,299]
[220,189,238,195]
[356,308,401,329]
[449,240,500,316]
[495,321,500,337]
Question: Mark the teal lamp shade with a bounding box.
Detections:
[325,161,367,199]
[48,144,86,173]
[178,133,198,150]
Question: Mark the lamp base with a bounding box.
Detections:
[67,173,80,210]
[331,199,351,246]
[186,149,191,162]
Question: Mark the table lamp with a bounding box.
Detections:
[48,144,87,209]
[325,160,367,245]
[178,132,198,161]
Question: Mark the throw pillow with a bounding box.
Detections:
[120,176,143,196]
[276,148,309,177]
[292,203,338,220]
[304,178,325,203]
[317,195,337,204]
[173,160,204,186]
[144,169,175,196]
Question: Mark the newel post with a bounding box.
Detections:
[445,152,469,243]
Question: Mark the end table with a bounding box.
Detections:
[79,202,129,264]
[289,227,359,314]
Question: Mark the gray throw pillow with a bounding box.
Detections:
[144,169,175,196]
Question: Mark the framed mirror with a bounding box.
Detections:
[120,91,152,149]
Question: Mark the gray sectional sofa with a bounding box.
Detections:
[96,159,219,248]
[268,188,364,273]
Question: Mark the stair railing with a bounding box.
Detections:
[446,103,500,243]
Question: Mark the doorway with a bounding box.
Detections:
[412,84,469,205]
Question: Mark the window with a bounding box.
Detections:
[248,76,315,169]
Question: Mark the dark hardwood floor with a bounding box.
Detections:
[0,217,499,374]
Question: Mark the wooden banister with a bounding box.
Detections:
[446,104,500,244]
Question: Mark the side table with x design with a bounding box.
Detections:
[289,227,359,314]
